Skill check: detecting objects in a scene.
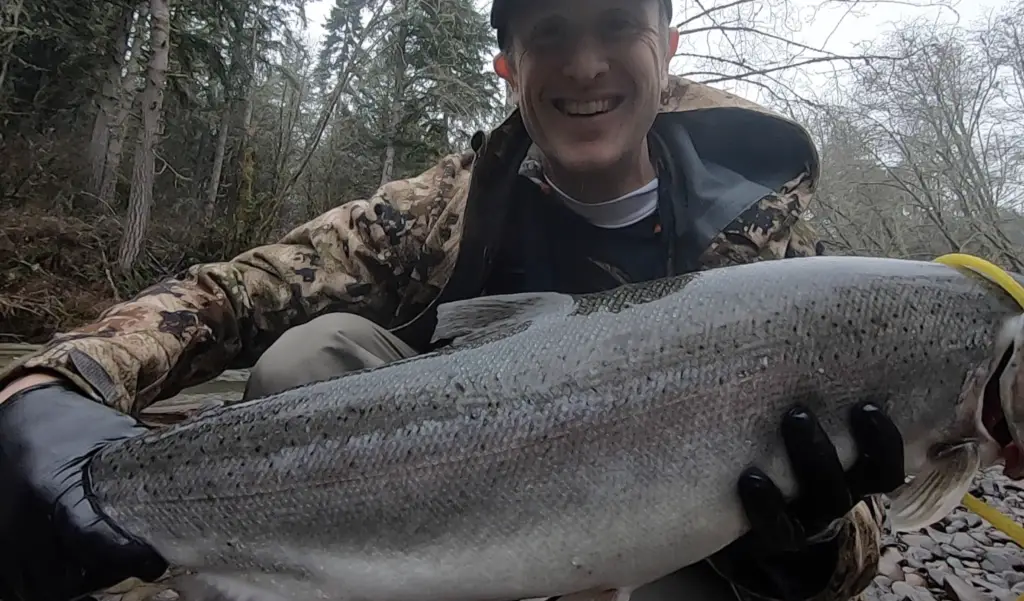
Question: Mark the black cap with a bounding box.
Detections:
[491,0,673,48]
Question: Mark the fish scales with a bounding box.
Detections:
[87,256,1023,601]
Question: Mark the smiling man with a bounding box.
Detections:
[0,0,906,600]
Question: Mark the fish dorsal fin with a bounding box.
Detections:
[432,292,576,345]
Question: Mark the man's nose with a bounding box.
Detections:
[562,35,610,82]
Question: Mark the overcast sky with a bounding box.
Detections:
[298,0,1009,103]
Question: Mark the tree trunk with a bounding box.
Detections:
[118,0,170,274]
[379,0,409,186]
[89,4,134,193]
[203,2,252,222]
[99,4,149,206]
[0,0,26,108]
[203,103,233,221]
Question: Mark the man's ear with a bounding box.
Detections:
[494,53,515,88]
[665,27,679,63]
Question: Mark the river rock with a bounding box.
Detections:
[970,532,993,546]
[906,547,935,568]
[893,581,937,601]
[942,545,963,558]
[905,573,929,588]
[865,466,1024,601]
[928,568,949,587]
[951,533,976,551]
[981,553,1014,573]
[881,547,906,581]
[943,574,987,601]
[905,534,939,552]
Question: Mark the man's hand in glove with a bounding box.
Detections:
[709,400,907,601]
[0,381,168,601]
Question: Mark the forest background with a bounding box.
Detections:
[0,0,1019,343]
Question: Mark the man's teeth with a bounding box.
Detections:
[558,98,615,116]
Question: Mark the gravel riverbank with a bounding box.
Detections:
[867,466,1024,601]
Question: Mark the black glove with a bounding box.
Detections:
[0,382,168,601]
[709,400,906,601]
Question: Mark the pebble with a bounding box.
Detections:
[952,533,976,550]
[905,534,939,552]
[881,547,907,581]
[906,548,935,568]
[905,574,929,588]
[944,574,987,601]
[970,532,993,546]
[981,551,1015,573]
[866,467,1024,601]
[892,581,937,601]
[928,568,949,587]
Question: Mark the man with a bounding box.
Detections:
[0,0,905,600]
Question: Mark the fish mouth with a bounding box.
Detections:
[981,342,1024,478]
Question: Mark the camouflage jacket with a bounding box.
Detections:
[0,75,883,601]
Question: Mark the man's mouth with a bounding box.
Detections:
[552,96,625,118]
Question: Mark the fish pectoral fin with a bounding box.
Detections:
[547,587,637,601]
[432,292,574,345]
[886,441,981,532]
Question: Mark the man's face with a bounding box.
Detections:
[500,0,675,175]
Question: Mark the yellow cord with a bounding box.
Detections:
[960,493,1024,547]
[932,253,1024,562]
[935,253,1024,309]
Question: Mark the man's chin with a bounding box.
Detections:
[544,141,626,177]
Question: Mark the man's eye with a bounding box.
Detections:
[601,17,636,37]
[530,25,564,45]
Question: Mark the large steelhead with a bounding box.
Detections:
[86,256,1024,601]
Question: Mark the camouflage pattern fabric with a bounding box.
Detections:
[717,496,886,601]
[0,74,879,601]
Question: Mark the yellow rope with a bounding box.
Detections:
[959,492,1024,547]
[932,253,1024,575]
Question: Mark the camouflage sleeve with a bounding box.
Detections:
[807,496,886,601]
[0,151,475,415]
[697,169,824,270]
[713,496,885,601]
[733,495,884,601]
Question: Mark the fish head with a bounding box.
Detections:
[916,312,1024,481]
[886,312,1024,532]
[991,313,1024,479]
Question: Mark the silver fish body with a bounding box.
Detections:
[87,256,1024,601]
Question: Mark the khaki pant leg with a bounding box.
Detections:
[244,313,419,401]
